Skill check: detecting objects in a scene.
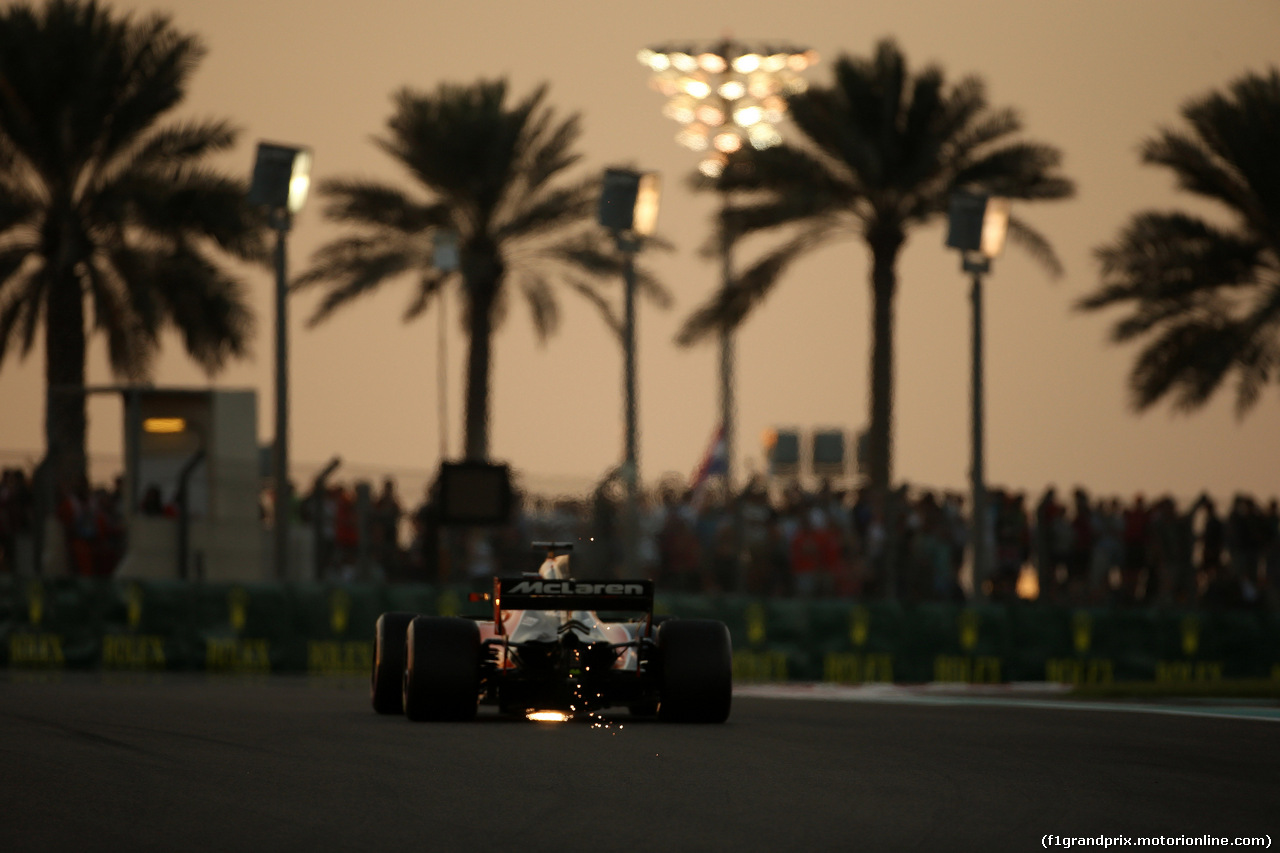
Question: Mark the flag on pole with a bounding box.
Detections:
[690,424,727,491]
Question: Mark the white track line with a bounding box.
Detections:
[734,682,1280,723]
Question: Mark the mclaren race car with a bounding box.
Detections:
[371,542,732,723]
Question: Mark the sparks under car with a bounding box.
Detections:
[371,543,732,723]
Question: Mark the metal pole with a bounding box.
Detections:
[273,217,291,581]
[719,190,747,590]
[312,456,341,581]
[125,388,141,513]
[176,449,206,581]
[970,266,988,600]
[355,480,372,580]
[31,456,49,575]
[622,241,639,577]
[438,287,448,462]
[718,191,735,495]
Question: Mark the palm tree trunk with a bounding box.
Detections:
[867,231,903,497]
[462,262,500,462]
[44,226,88,491]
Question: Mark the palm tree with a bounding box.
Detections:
[1079,69,1280,416]
[0,0,264,487]
[678,39,1074,494]
[295,79,668,462]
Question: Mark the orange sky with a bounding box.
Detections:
[2,0,1279,504]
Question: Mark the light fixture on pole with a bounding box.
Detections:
[637,39,817,498]
[598,167,661,577]
[946,190,1009,600]
[249,141,312,581]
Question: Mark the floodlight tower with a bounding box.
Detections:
[637,39,817,496]
[249,141,312,580]
[946,190,1010,600]
[598,168,661,577]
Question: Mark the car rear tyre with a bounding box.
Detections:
[658,618,732,723]
[403,616,481,722]
[371,612,415,714]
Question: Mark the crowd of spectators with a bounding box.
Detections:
[0,468,126,578]
[302,474,1278,610]
[2,462,1277,610]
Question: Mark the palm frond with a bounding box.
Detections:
[129,243,254,371]
[0,252,41,363]
[495,180,593,242]
[952,142,1073,200]
[111,119,237,176]
[1005,215,1065,278]
[95,163,267,260]
[1129,318,1241,412]
[515,103,581,196]
[564,277,622,342]
[401,270,450,322]
[95,13,204,167]
[84,259,154,380]
[519,272,559,342]
[317,178,450,234]
[299,245,418,326]
[1231,333,1280,416]
[677,217,842,345]
[1142,131,1259,223]
[1086,212,1264,308]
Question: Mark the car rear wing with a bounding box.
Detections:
[493,577,654,614]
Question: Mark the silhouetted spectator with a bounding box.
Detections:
[373,477,403,574]
[991,491,1029,601]
[1120,495,1150,604]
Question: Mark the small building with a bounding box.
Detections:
[114,387,267,582]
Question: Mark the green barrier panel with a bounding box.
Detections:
[1205,610,1266,679]
[733,642,813,683]
[1099,609,1161,680]
[1006,604,1121,684]
[290,584,379,676]
[0,575,18,667]
[1263,613,1280,681]
[712,594,754,649]
[437,585,467,618]
[725,596,819,680]
[1022,607,1120,686]
[381,583,437,618]
[655,592,721,621]
[1008,604,1069,682]
[2,577,108,669]
[900,603,1010,683]
[815,600,903,684]
[765,598,815,647]
[99,581,199,671]
[1151,610,1266,682]
[3,579,1279,682]
[189,583,297,673]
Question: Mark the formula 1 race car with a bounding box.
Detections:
[371,543,732,723]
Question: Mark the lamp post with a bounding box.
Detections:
[598,168,661,577]
[946,190,1010,600]
[249,141,312,581]
[637,40,817,496]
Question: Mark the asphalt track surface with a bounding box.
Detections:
[1,674,1275,853]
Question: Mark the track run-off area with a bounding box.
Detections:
[1,674,1275,852]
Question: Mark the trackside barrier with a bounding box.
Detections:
[1,577,1278,683]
